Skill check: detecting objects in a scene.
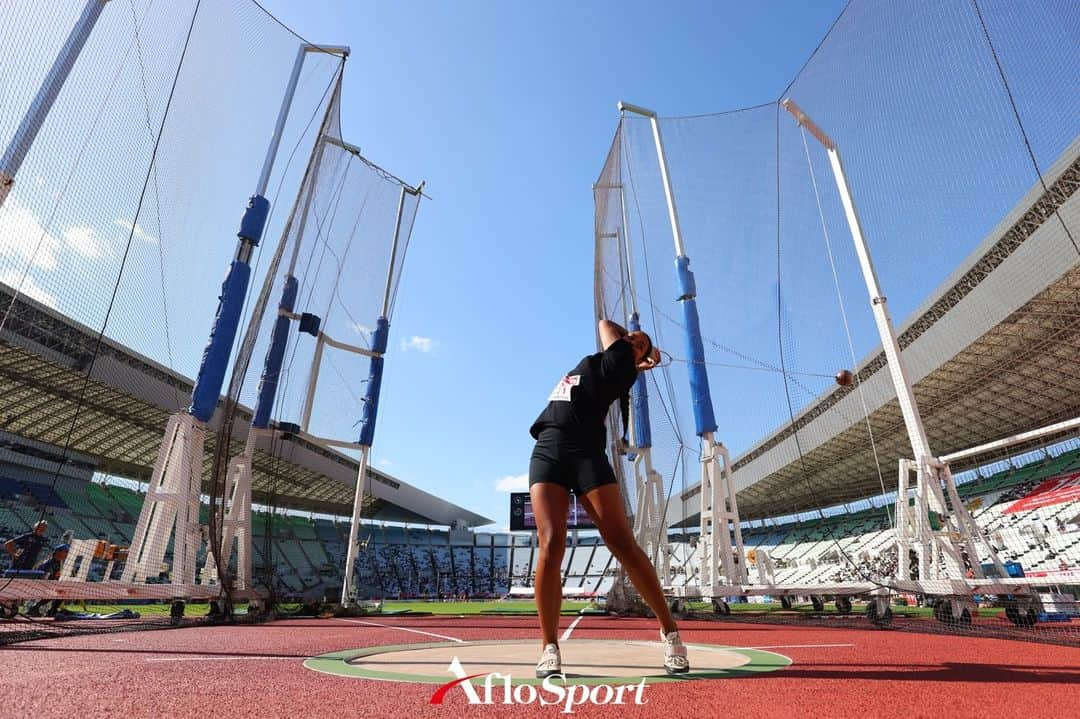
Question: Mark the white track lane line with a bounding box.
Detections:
[560,615,584,641]
[334,617,465,643]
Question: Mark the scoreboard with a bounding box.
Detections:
[509,492,596,531]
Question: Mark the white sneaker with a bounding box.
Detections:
[661,630,690,674]
[536,642,561,678]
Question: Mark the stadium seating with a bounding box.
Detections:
[732,445,1080,585]
[3,442,1075,597]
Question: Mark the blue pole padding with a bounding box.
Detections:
[189,260,251,422]
[356,318,389,447]
[188,195,271,422]
[369,317,389,354]
[251,275,298,428]
[0,0,107,178]
[628,313,653,449]
[238,195,271,245]
[676,255,718,436]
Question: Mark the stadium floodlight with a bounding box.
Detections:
[617,101,747,604]
[0,0,111,210]
[780,98,1008,593]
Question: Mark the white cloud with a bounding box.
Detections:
[0,270,58,309]
[113,217,157,244]
[378,458,393,467]
[0,197,60,271]
[495,473,528,493]
[400,335,436,353]
[63,225,102,258]
[352,322,372,336]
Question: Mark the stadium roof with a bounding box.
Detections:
[677,137,1080,522]
[0,286,492,527]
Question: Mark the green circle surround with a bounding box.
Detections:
[303,639,791,685]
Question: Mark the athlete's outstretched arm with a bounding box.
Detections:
[598,319,628,350]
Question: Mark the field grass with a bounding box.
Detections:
[380,599,593,615]
[46,598,1007,620]
[48,601,231,618]
[373,599,1009,619]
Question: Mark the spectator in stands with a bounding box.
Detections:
[4,519,48,571]
[26,544,69,617]
[528,319,688,677]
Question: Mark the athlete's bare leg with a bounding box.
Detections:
[580,483,677,634]
[529,482,570,647]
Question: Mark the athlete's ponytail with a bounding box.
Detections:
[619,391,630,447]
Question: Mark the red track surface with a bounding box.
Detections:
[1,615,1078,719]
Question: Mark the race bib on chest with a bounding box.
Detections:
[548,374,581,402]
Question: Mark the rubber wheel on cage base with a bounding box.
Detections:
[810,595,825,612]
[779,595,792,610]
[866,601,893,628]
[1004,600,1037,627]
[835,596,852,615]
[1004,602,1020,625]
[712,598,731,616]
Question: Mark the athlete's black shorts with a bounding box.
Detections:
[528,427,618,496]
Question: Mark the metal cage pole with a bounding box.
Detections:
[341,182,423,605]
[0,0,111,210]
[250,132,333,431]
[616,180,669,578]
[618,102,746,597]
[781,98,1006,584]
[213,93,342,591]
[189,44,349,423]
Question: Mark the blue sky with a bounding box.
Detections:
[251,0,848,528]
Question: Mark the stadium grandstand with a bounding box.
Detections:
[0,424,494,601]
